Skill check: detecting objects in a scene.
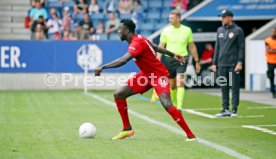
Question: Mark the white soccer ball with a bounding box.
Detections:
[79,122,96,138]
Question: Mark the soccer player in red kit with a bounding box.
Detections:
[95,19,196,141]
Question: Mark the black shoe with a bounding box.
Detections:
[273,93,276,98]
[215,109,231,117]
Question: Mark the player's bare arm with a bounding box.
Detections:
[188,42,201,73]
[149,41,187,63]
[156,42,166,60]
[95,53,133,76]
[149,41,174,57]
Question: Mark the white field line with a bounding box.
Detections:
[242,125,276,136]
[136,95,264,119]
[188,108,265,118]
[238,115,265,118]
[247,106,276,109]
[86,92,252,159]
[193,108,221,111]
[253,124,276,127]
[183,109,264,119]
[183,109,217,119]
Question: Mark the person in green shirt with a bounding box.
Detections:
[151,10,200,111]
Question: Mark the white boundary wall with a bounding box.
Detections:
[245,19,276,91]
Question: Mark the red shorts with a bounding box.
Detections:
[127,72,170,95]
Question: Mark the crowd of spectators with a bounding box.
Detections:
[26,0,203,40]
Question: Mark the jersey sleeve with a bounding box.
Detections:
[128,40,144,57]
[187,28,193,43]
[160,29,167,44]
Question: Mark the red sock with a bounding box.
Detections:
[114,99,131,130]
[167,106,195,137]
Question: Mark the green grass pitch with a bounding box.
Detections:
[0,90,275,159]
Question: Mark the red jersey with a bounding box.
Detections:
[201,48,214,64]
[127,34,169,77]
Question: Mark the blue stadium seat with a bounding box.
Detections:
[90,13,105,21]
[62,0,74,8]
[161,11,170,19]
[147,12,160,20]
[119,13,132,19]
[91,19,100,27]
[163,0,172,7]
[148,1,163,9]
[136,29,141,34]
[162,6,172,11]
[155,22,167,30]
[70,22,75,32]
[140,0,148,8]
[47,1,61,8]
[109,33,119,40]
[147,9,160,15]
[98,0,106,9]
[74,13,84,23]
[140,23,154,31]
[139,30,153,37]
[98,34,108,41]
[162,7,172,13]
[143,17,159,26]
[159,18,168,24]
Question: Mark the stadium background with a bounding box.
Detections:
[0,0,276,159]
[0,0,275,91]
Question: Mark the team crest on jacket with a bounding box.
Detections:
[229,32,234,39]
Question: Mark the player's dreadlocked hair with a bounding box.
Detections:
[120,19,136,33]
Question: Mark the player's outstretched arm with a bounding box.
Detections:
[95,53,133,76]
[148,41,187,63]
[149,41,174,57]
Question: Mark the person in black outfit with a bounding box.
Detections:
[211,10,245,117]
[31,15,47,39]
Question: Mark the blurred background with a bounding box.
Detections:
[0,0,275,91]
[1,1,276,158]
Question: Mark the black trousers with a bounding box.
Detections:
[267,63,276,93]
[218,67,240,111]
[200,63,211,75]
